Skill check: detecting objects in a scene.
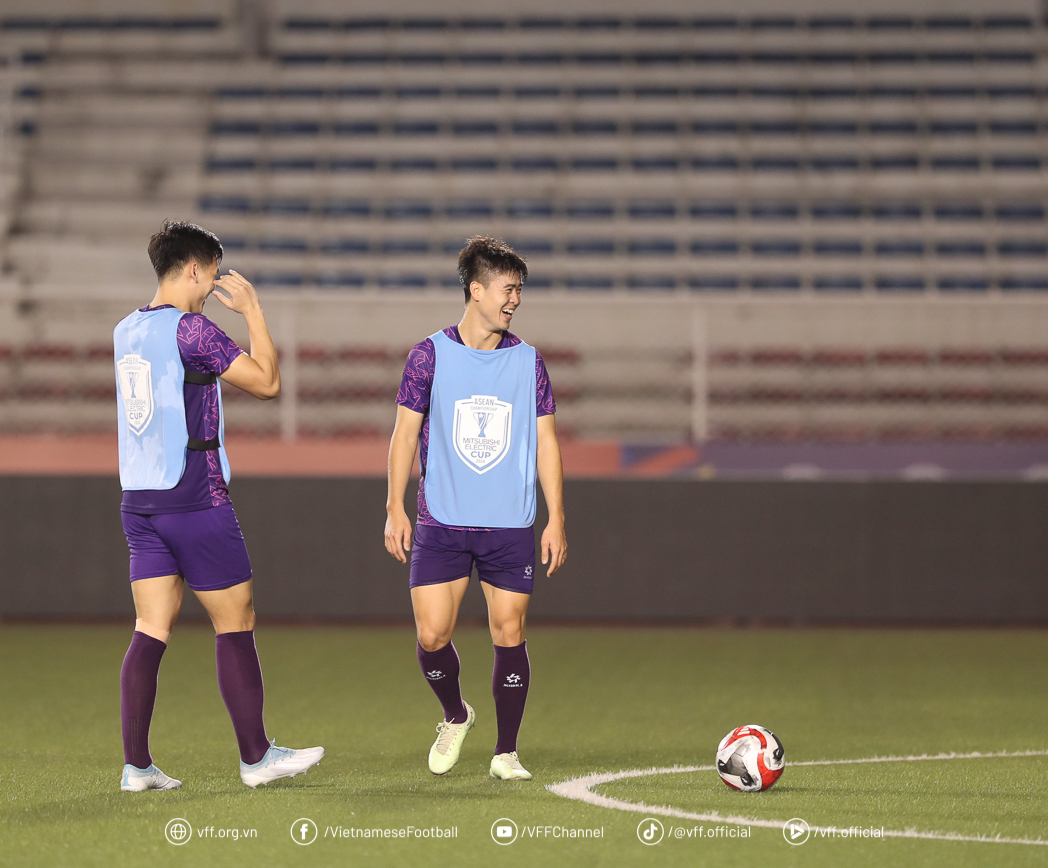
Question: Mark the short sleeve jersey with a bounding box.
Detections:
[396,325,556,531]
[120,306,243,515]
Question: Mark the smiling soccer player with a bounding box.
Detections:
[114,220,324,791]
[385,236,567,781]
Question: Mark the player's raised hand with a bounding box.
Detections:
[384,507,414,564]
[540,522,567,577]
[212,270,262,315]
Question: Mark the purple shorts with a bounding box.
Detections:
[409,524,536,595]
[122,503,253,592]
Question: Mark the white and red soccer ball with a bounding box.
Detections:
[716,724,785,792]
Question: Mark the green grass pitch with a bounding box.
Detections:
[2,624,1046,867]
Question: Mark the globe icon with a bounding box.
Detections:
[165,818,192,845]
[170,823,187,841]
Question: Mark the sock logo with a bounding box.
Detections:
[505,673,522,686]
[426,669,444,680]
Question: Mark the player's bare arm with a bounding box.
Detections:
[385,404,425,563]
[212,270,280,399]
[537,412,567,576]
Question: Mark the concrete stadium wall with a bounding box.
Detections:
[2,475,1046,623]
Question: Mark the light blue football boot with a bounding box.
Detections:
[240,739,325,788]
[121,763,182,792]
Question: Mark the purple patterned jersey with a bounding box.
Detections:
[121,306,243,515]
[395,325,556,530]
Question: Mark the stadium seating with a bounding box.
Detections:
[1,3,1047,441]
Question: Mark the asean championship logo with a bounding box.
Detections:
[452,394,512,474]
[117,354,154,435]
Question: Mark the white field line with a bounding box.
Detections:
[546,750,1048,846]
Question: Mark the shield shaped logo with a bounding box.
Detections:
[452,394,512,474]
[117,354,154,435]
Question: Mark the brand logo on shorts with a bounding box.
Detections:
[524,565,533,577]
[505,673,522,686]
[452,395,512,474]
[117,354,154,435]
[426,669,444,680]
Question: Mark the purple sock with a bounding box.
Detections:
[120,631,167,769]
[417,641,468,724]
[492,642,530,755]
[215,630,271,765]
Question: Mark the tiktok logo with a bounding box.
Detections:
[637,818,664,845]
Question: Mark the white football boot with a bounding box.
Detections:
[121,763,182,792]
[489,751,533,781]
[240,740,325,788]
[428,702,475,775]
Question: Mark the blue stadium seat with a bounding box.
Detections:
[933,204,983,221]
[332,121,379,135]
[996,204,1044,221]
[384,202,433,219]
[450,157,498,172]
[273,121,321,136]
[1000,275,1048,290]
[691,202,738,219]
[379,275,428,289]
[513,120,559,135]
[207,158,256,172]
[752,275,801,291]
[573,120,618,135]
[873,203,921,220]
[445,202,495,218]
[692,156,739,171]
[632,121,677,135]
[938,276,989,291]
[691,239,739,255]
[810,121,858,136]
[575,86,621,99]
[453,121,498,135]
[752,121,800,135]
[984,16,1033,28]
[876,240,924,256]
[632,156,677,171]
[688,275,740,291]
[993,155,1041,170]
[263,198,311,215]
[814,239,863,256]
[284,18,334,30]
[635,86,680,98]
[515,87,560,99]
[390,157,438,171]
[255,272,305,287]
[514,156,559,172]
[627,276,676,290]
[456,86,500,98]
[876,275,926,291]
[870,155,919,170]
[220,237,248,250]
[814,276,863,291]
[750,203,799,220]
[692,121,740,134]
[629,202,676,220]
[812,203,861,220]
[216,87,266,99]
[936,241,986,257]
[525,276,553,289]
[989,121,1037,136]
[506,239,554,255]
[567,239,616,255]
[330,158,377,171]
[567,202,614,219]
[211,121,262,135]
[998,240,1048,257]
[811,156,861,171]
[394,120,439,136]
[323,200,371,216]
[200,196,251,213]
[566,276,615,290]
[752,240,802,256]
[319,239,369,254]
[808,16,857,29]
[272,158,318,171]
[753,156,801,171]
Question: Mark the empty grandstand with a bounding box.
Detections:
[1,0,1047,450]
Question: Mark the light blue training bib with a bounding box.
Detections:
[113,307,231,491]
[424,330,538,528]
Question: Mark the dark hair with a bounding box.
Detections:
[457,235,528,302]
[147,219,223,281]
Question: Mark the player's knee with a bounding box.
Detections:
[490,618,525,646]
[416,627,452,652]
[135,617,174,644]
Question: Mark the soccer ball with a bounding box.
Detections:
[716,724,785,792]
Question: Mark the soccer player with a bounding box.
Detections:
[115,220,323,791]
[384,236,567,781]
